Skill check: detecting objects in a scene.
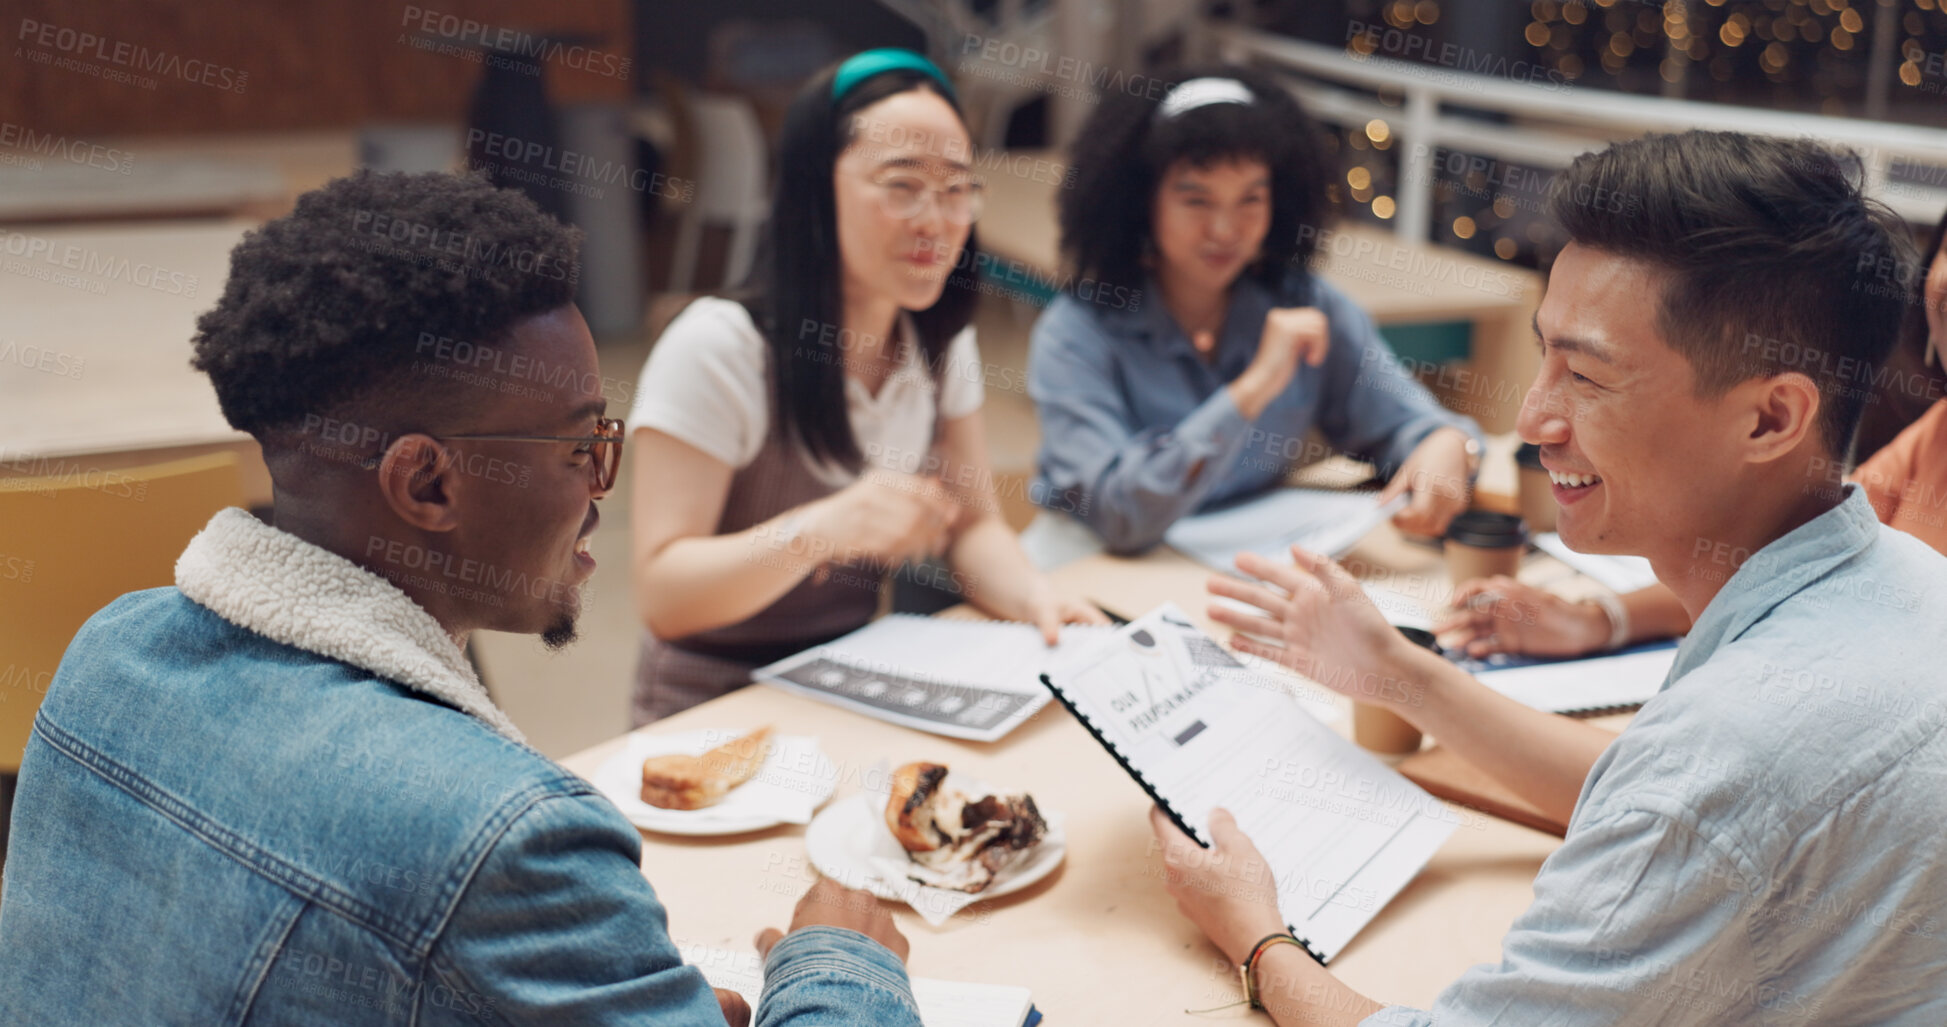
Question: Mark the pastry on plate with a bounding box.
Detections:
[640,726,774,810]
[884,761,1047,893]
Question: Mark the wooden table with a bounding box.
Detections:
[0,130,355,224]
[0,219,274,504]
[0,132,362,505]
[561,527,1623,1019]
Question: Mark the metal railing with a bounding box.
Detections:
[1215,26,1947,243]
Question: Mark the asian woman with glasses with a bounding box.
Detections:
[623,50,1104,723]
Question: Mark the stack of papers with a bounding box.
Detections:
[1532,533,1660,593]
[754,616,1113,742]
[1043,604,1456,962]
[679,944,1035,1027]
[1165,488,1407,572]
[1455,640,1680,715]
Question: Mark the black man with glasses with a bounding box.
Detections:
[0,169,923,1027]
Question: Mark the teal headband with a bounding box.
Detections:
[831,48,954,103]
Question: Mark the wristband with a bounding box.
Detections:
[1240,932,1302,1010]
[1584,591,1630,651]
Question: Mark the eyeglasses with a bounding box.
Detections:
[869,170,984,225]
[434,417,626,493]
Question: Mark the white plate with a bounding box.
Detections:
[804,792,1066,903]
[592,730,837,836]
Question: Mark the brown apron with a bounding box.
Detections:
[632,366,945,724]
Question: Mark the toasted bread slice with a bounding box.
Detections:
[640,726,774,810]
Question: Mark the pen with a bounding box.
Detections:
[1092,601,1133,626]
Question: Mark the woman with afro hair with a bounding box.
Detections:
[1023,65,1483,561]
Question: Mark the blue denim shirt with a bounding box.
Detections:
[1028,272,1480,553]
[1369,486,1947,1025]
[0,515,922,1026]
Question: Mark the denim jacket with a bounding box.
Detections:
[0,508,922,1026]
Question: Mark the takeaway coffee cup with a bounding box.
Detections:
[1352,626,1438,755]
[1515,443,1557,533]
[1444,510,1529,584]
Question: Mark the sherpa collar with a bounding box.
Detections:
[175,507,526,744]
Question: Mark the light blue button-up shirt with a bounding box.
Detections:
[1028,272,1481,554]
[1370,485,1947,1025]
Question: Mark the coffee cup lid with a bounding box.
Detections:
[1515,443,1545,469]
[1445,509,1528,548]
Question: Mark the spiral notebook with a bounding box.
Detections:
[1164,488,1409,572]
[1039,603,1457,963]
[1454,640,1680,716]
[753,615,1114,742]
[1532,533,1661,593]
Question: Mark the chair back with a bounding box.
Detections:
[0,452,246,772]
[685,93,770,220]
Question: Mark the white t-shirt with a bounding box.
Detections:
[628,297,984,485]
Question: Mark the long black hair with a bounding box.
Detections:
[1058,64,1337,298]
[739,65,982,472]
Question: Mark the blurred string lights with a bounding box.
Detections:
[1331,0,1947,267]
[1517,0,1945,100]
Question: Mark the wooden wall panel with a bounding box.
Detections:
[1,0,632,137]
